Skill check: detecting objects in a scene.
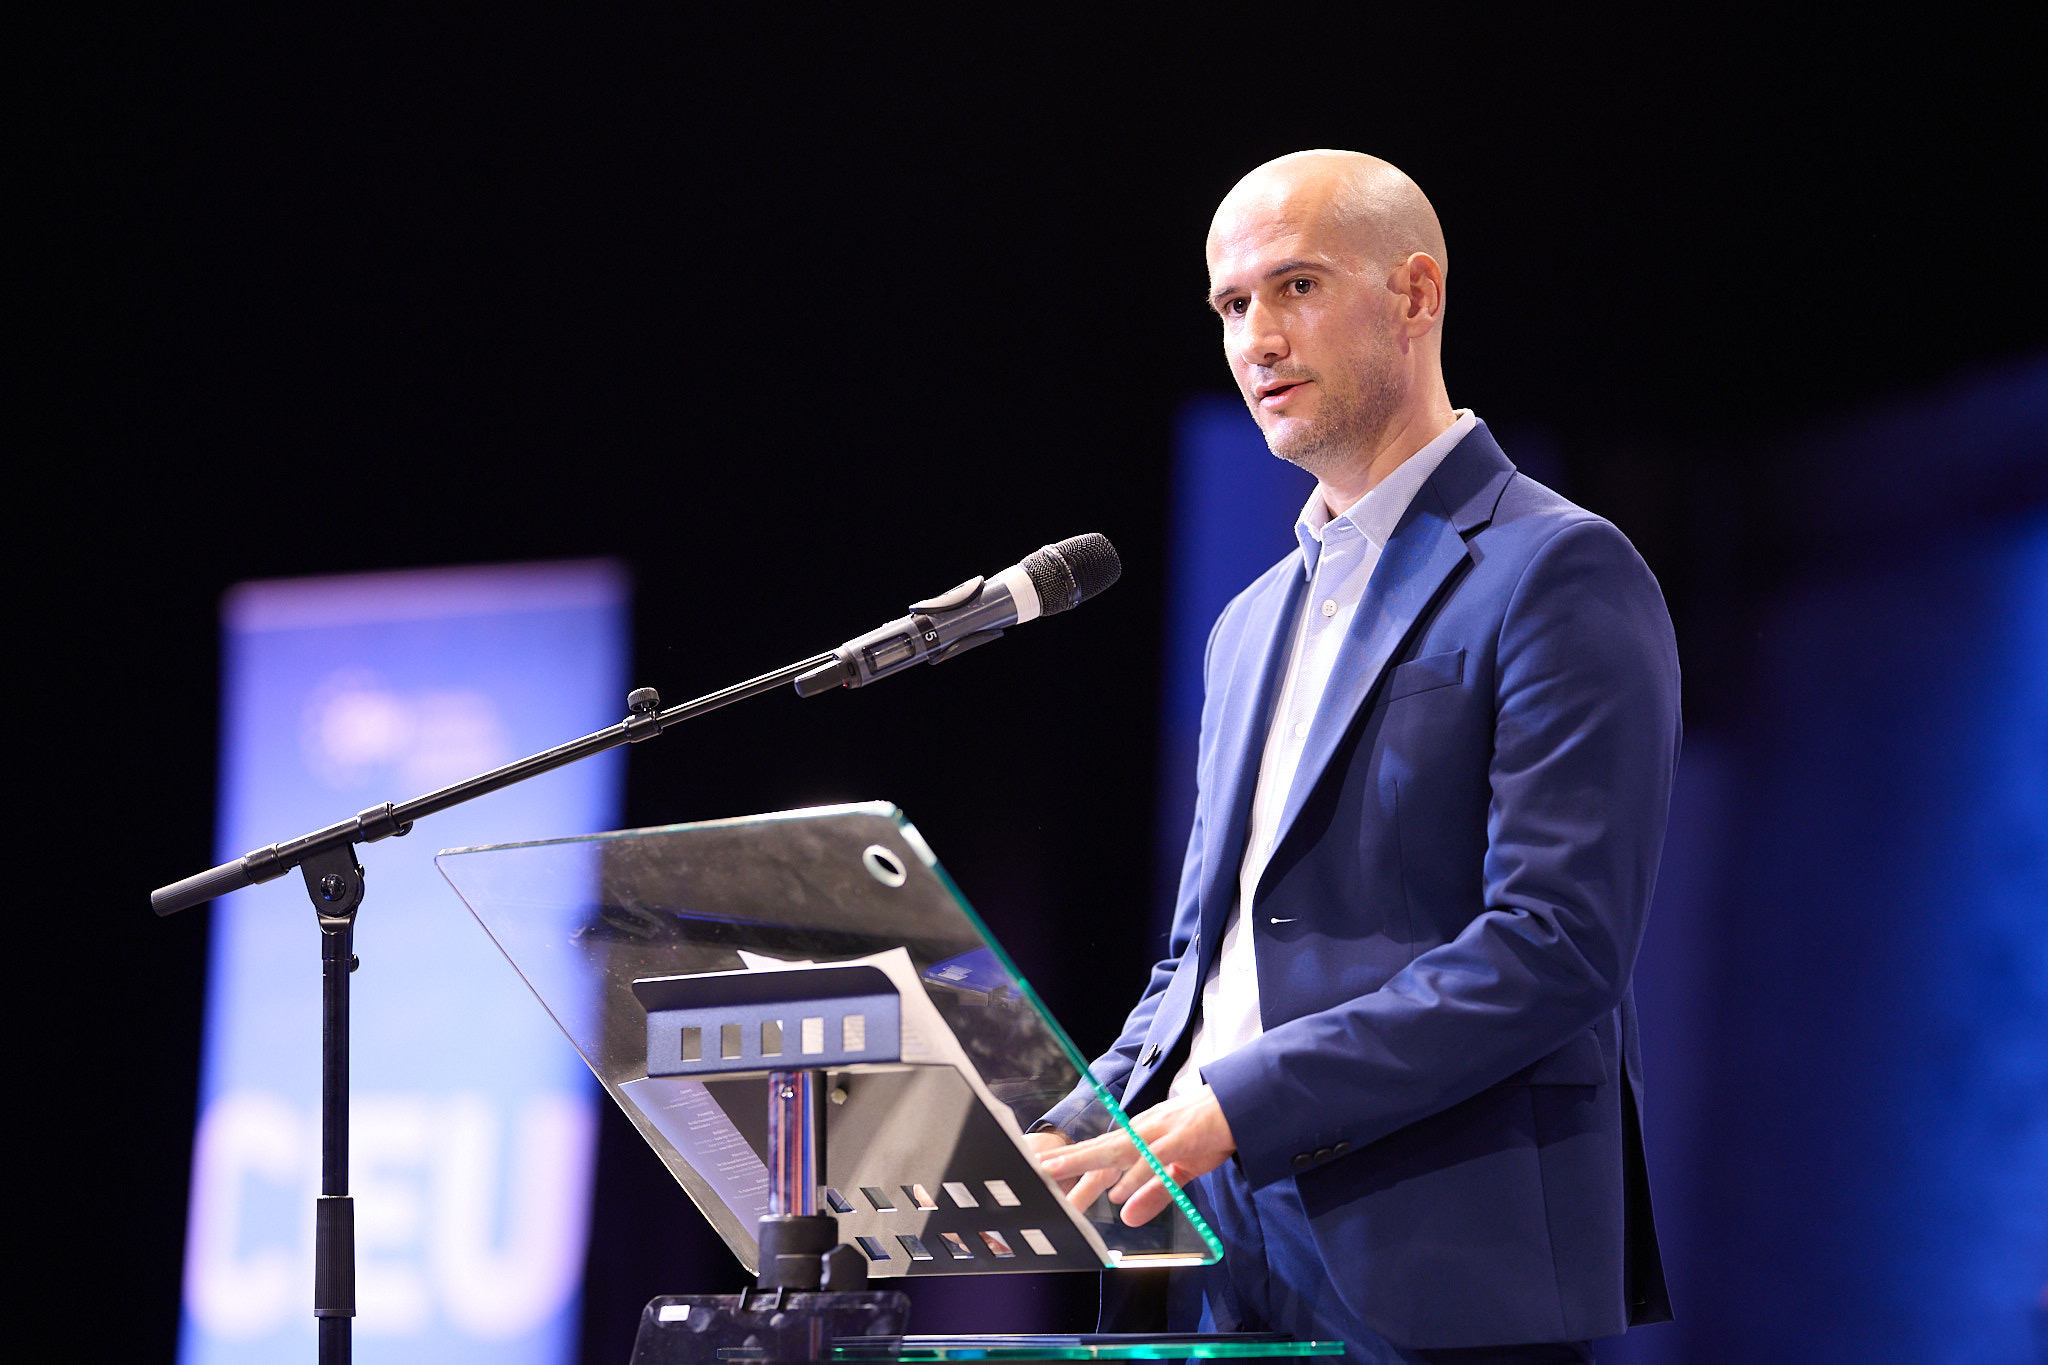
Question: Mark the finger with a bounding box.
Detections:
[1034,1133,1105,1169]
[1039,1134,1134,1177]
[1022,1131,1071,1157]
[1106,1154,1157,1207]
[1066,1165,1121,1211]
[1120,1174,1171,1226]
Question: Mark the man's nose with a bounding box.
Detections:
[1238,298,1288,365]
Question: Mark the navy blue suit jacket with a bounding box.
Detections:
[1048,423,1679,1348]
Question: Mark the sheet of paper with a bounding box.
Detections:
[618,1074,771,1226]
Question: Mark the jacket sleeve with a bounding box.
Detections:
[1201,516,1683,1188]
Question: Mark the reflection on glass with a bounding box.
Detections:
[436,802,1219,1277]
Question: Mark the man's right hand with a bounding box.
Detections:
[1035,1085,1236,1226]
[1025,1129,1076,1194]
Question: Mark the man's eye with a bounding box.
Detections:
[1290,278,1313,294]
[1225,299,1248,316]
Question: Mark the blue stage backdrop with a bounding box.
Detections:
[1153,395,1313,931]
[179,561,629,1365]
[1664,360,2048,1365]
[1163,361,2047,1362]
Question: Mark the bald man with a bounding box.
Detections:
[1035,152,1679,1362]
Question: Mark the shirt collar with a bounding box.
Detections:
[1293,410,1478,576]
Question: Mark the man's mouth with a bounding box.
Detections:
[1256,380,1307,409]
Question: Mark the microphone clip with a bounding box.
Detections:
[908,576,985,615]
[795,576,1008,697]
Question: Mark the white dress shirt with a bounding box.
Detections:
[1168,410,1478,1100]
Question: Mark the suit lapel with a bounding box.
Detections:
[1198,564,1305,948]
[1266,427,1517,870]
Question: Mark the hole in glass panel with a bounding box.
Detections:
[942,1181,978,1208]
[855,1235,890,1261]
[862,844,908,887]
[984,1180,1021,1207]
[903,1184,938,1210]
[938,1232,975,1260]
[720,1023,742,1059]
[824,1187,852,1213]
[761,1020,782,1055]
[896,1234,933,1261]
[978,1231,1015,1258]
[1019,1228,1057,1256]
[843,1013,866,1051]
[680,1027,701,1062]
[802,1018,825,1054]
[861,1187,896,1212]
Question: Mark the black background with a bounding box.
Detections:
[22,9,2044,1360]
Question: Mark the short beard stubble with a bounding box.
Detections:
[1260,325,1406,487]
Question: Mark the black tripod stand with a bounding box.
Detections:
[154,654,833,1365]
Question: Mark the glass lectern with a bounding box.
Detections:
[438,803,1339,1362]
[435,802,1220,1276]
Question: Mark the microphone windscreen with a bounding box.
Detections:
[1025,533,1121,615]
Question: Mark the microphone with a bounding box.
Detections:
[794,533,1121,696]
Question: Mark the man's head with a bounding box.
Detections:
[1206,151,1452,500]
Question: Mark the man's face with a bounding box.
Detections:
[1206,192,1405,481]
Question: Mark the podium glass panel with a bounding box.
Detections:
[436,802,1221,1277]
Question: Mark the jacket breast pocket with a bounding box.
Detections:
[1385,648,1466,702]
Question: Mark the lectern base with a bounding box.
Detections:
[629,1291,912,1365]
[630,1294,1345,1365]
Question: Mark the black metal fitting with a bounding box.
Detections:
[756,1214,839,1290]
[818,1243,870,1292]
[624,686,664,742]
[354,802,411,842]
[300,845,365,925]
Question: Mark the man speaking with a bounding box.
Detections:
[1034,151,1680,1363]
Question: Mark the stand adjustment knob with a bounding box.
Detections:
[625,687,664,742]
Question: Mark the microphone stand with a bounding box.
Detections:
[154,652,834,1365]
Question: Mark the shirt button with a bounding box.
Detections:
[1321,599,1338,617]
[1293,720,1309,739]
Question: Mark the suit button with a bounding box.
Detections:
[1313,1146,1332,1162]
[1291,1153,1312,1171]
[1140,1045,1161,1068]
[1333,1141,1352,1156]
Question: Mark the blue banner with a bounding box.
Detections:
[180,561,628,1364]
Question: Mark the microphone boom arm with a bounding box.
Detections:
[150,651,835,916]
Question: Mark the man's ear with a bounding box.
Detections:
[1396,251,1446,335]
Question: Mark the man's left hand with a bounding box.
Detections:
[1033,1084,1237,1226]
